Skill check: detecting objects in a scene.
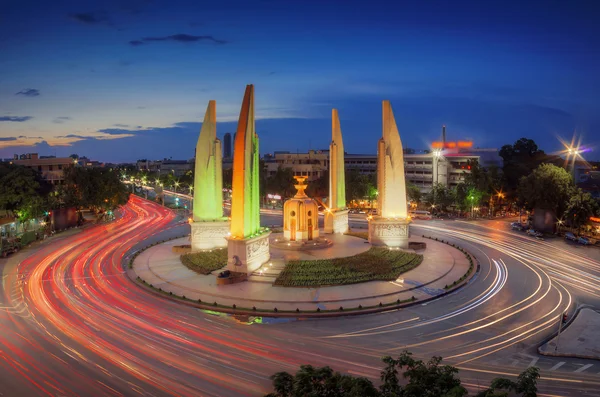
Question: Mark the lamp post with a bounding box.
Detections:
[469,195,475,218]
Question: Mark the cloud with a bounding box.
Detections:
[119,60,133,67]
[129,33,227,46]
[98,128,140,135]
[15,88,40,97]
[113,123,130,127]
[53,116,72,124]
[0,137,17,141]
[69,11,111,25]
[0,116,33,122]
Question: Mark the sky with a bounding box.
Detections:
[1,0,599,162]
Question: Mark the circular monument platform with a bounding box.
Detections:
[270,233,333,251]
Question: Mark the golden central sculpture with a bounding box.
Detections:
[283,176,319,242]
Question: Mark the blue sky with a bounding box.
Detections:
[1,0,599,162]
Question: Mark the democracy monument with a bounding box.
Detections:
[131,84,478,315]
[190,100,229,251]
[368,100,411,248]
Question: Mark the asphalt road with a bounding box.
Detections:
[1,196,600,396]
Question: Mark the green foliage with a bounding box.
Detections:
[61,166,129,210]
[406,181,422,205]
[499,138,558,197]
[564,188,600,230]
[268,352,541,397]
[274,248,422,287]
[266,165,295,198]
[346,169,376,204]
[517,163,574,217]
[478,367,540,397]
[0,162,51,216]
[180,248,227,275]
[424,183,454,211]
[265,365,379,397]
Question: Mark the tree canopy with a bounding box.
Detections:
[266,351,540,397]
[517,163,574,217]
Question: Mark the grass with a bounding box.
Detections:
[274,247,422,287]
[180,248,227,275]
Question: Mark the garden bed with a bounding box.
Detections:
[274,247,422,287]
[180,248,227,275]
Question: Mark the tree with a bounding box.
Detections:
[424,183,453,211]
[517,163,574,218]
[406,182,422,206]
[265,364,379,397]
[267,352,541,397]
[346,169,376,205]
[477,367,540,397]
[564,188,600,232]
[62,166,129,211]
[499,138,559,198]
[266,166,295,198]
[0,163,51,218]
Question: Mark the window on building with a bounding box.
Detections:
[49,165,53,171]
[58,164,63,170]
[38,166,42,172]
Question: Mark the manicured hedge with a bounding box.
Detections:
[180,248,227,275]
[274,247,422,287]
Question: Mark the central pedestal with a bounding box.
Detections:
[226,232,271,275]
[368,217,411,248]
[190,220,230,251]
[324,209,349,234]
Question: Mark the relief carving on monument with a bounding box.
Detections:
[193,226,230,239]
[246,237,269,260]
[376,224,409,238]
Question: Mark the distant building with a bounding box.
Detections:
[11,153,76,185]
[263,146,502,193]
[136,158,193,177]
[223,132,232,159]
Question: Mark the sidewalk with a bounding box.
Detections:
[132,234,473,313]
[539,308,600,360]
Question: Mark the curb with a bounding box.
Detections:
[125,236,480,318]
[537,305,594,359]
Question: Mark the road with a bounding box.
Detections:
[1,195,600,396]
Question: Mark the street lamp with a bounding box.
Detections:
[469,195,475,218]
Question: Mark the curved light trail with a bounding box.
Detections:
[0,197,598,396]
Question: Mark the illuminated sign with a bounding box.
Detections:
[432,141,473,149]
[267,194,282,200]
[590,217,600,223]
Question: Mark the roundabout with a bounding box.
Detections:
[131,232,474,314]
[1,196,599,397]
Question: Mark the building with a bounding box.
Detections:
[11,153,76,185]
[263,147,502,193]
[264,150,329,181]
[223,132,232,159]
[136,158,193,177]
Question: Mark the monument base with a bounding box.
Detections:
[324,209,349,234]
[190,220,230,251]
[226,231,271,275]
[368,217,411,249]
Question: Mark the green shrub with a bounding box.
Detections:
[273,247,423,287]
[180,248,227,275]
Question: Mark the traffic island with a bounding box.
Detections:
[539,308,600,359]
[129,235,478,317]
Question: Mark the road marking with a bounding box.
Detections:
[549,361,565,371]
[528,357,539,367]
[574,364,593,373]
[511,360,519,366]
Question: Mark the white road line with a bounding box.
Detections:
[549,361,565,371]
[511,360,519,366]
[574,364,593,373]
[528,357,539,367]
